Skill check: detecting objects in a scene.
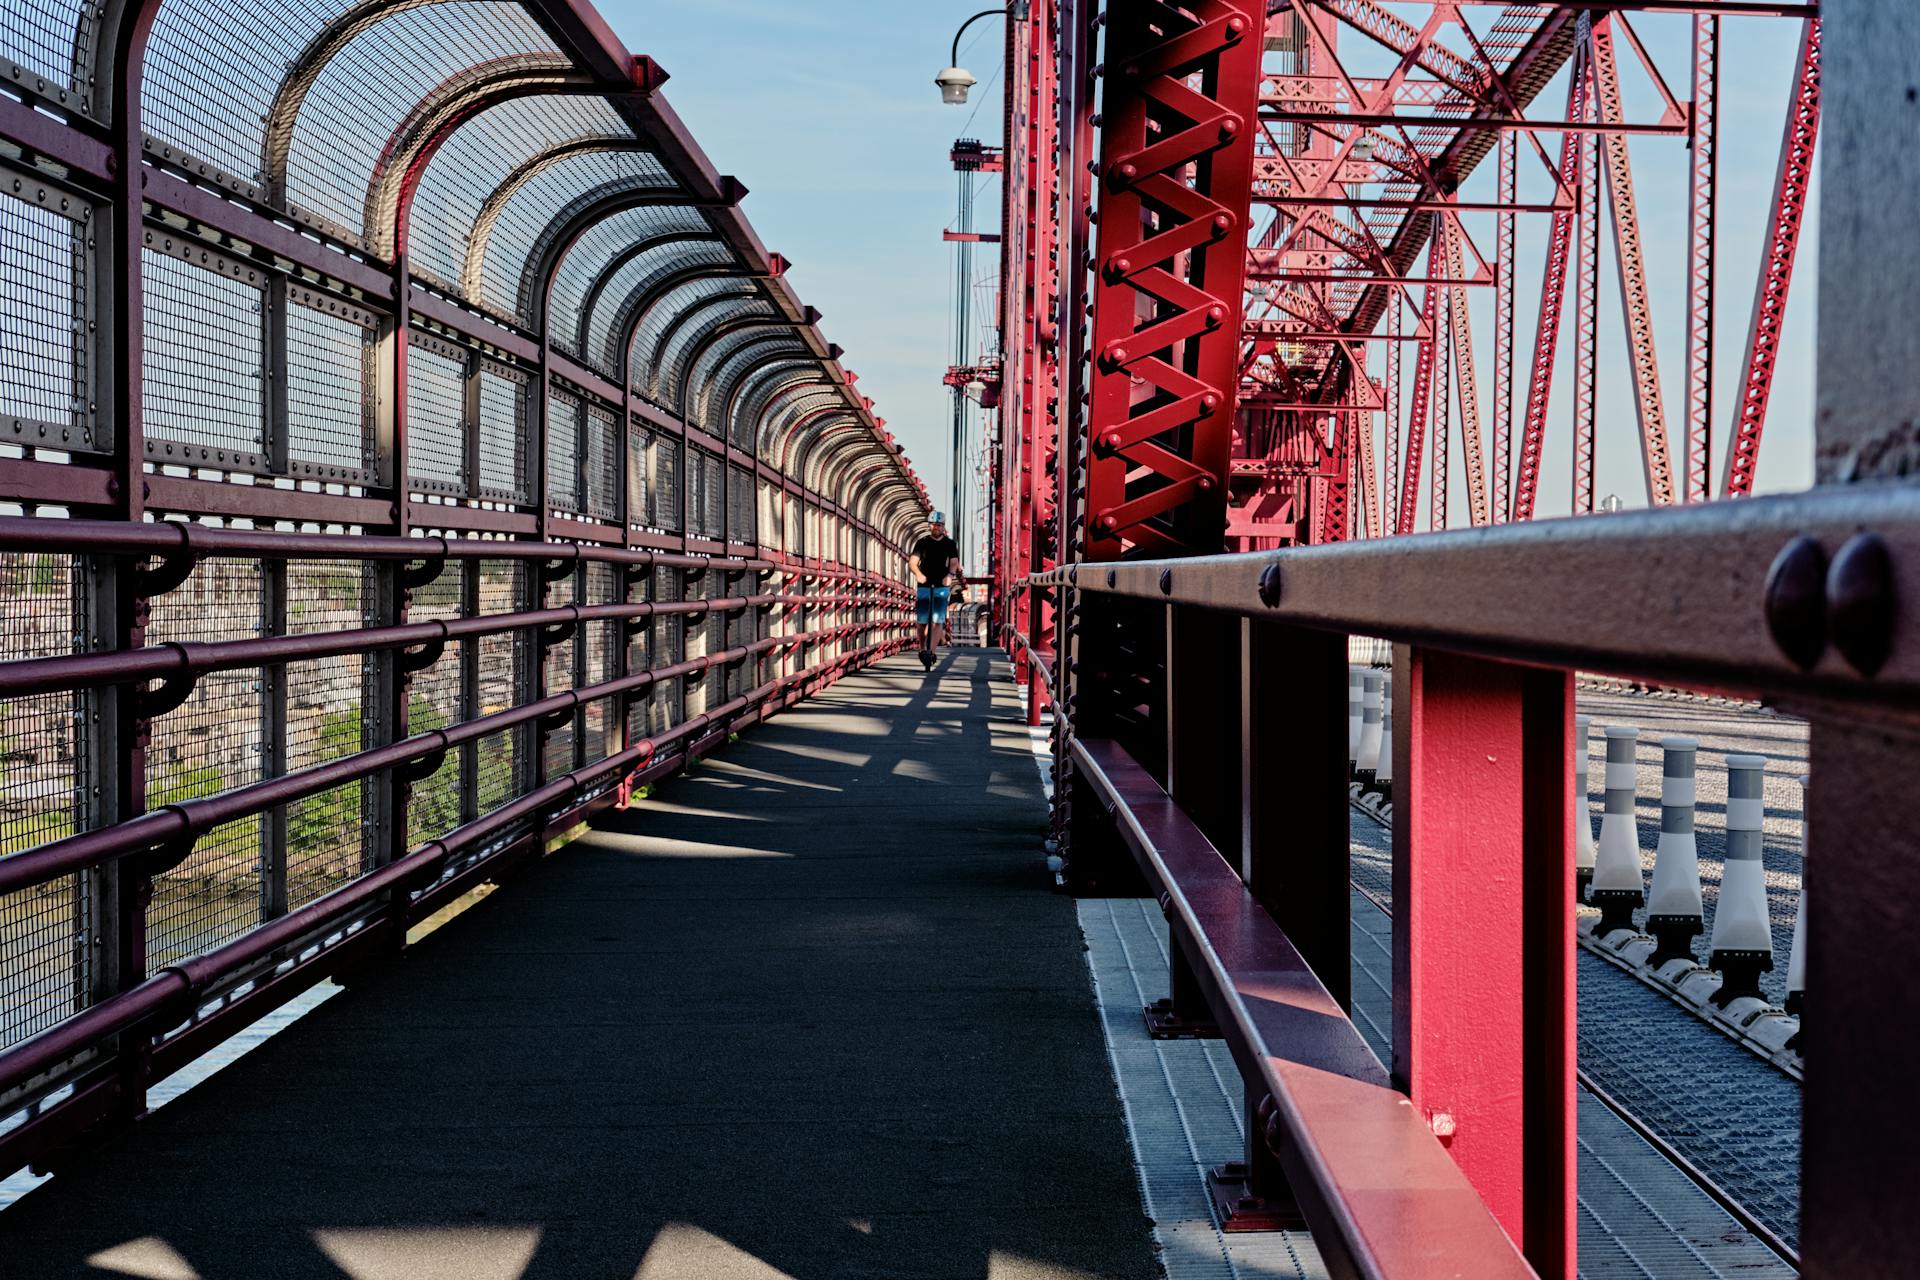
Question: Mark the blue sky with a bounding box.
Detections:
[600,3,1817,532]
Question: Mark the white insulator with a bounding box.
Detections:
[1646,736,1704,963]
[1347,667,1364,763]
[1589,725,1644,931]
[1708,754,1775,1005]
[1374,701,1393,788]
[1709,753,1775,956]
[1572,715,1595,886]
[1355,672,1384,775]
[1786,773,1808,1015]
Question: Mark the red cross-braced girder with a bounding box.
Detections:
[1082,0,1263,560]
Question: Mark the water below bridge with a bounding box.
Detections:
[2,652,1161,1279]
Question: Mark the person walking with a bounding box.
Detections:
[910,513,964,671]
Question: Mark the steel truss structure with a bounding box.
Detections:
[0,0,927,1178]
[970,1,1895,1276]
[986,2,1822,643]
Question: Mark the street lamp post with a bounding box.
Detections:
[933,3,1028,106]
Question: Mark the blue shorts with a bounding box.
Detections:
[915,585,951,626]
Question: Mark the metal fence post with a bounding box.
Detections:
[1391,646,1575,1279]
[1147,601,1238,1038]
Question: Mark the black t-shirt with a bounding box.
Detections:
[912,535,961,584]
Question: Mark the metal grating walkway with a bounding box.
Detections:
[0,651,1158,1279]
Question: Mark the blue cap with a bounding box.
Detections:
[930,510,946,524]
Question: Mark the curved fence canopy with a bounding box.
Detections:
[0,0,931,1180]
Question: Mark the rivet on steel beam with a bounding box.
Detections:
[1257,564,1282,607]
[1828,531,1896,677]
[1196,476,1214,493]
[1763,535,1826,670]
[1158,569,1172,596]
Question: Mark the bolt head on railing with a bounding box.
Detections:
[1106,569,1117,589]
[1764,534,1826,670]
[1158,569,1173,596]
[1829,531,1895,677]
[1257,564,1282,608]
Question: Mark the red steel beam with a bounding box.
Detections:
[1723,16,1821,499]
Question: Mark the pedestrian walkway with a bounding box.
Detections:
[0,651,1158,1280]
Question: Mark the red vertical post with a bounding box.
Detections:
[1391,647,1574,1280]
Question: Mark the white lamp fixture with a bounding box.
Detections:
[936,66,978,105]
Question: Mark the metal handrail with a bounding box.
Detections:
[1028,482,1918,711]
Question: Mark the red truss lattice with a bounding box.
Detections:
[1081,0,1263,560]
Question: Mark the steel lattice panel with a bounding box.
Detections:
[283,2,564,241]
[405,565,464,848]
[408,94,638,296]
[142,250,264,466]
[626,425,652,529]
[285,301,374,477]
[655,299,771,413]
[579,562,616,765]
[644,566,682,737]
[541,564,578,777]
[583,406,619,523]
[144,555,266,967]
[547,391,582,515]
[628,278,753,400]
[477,364,531,503]
[406,340,469,494]
[475,150,676,321]
[0,550,89,1051]
[649,433,679,532]
[0,186,92,452]
[474,559,526,816]
[729,466,754,543]
[282,558,374,911]
[563,231,727,375]
[0,0,90,100]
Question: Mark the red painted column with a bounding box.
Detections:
[1391,646,1575,1279]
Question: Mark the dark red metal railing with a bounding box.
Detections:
[1035,484,1920,1279]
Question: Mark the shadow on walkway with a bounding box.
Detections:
[3,651,1157,1280]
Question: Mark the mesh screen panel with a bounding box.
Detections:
[580,563,615,763]
[475,150,676,319]
[143,251,264,459]
[477,364,530,502]
[407,343,468,491]
[626,425,651,528]
[0,191,87,447]
[0,0,88,95]
[547,391,581,514]
[730,466,755,542]
[583,406,619,522]
[545,209,717,364]
[143,0,340,192]
[474,559,524,814]
[539,563,576,776]
[656,300,771,413]
[284,2,563,239]
[629,278,753,399]
[405,562,464,843]
[586,239,734,376]
[408,94,634,293]
[284,559,372,910]
[649,433,679,532]
[0,550,88,1050]
[146,557,265,966]
[286,302,374,474]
